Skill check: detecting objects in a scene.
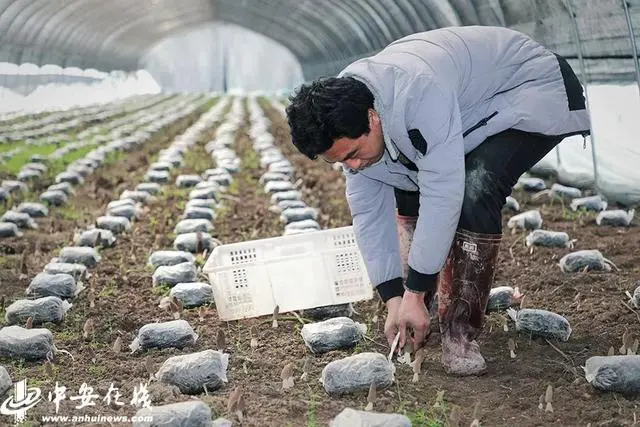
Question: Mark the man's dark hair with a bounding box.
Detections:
[285,76,374,160]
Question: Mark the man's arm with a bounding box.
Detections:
[344,169,404,302]
[402,79,466,295]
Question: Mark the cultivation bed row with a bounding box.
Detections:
[0,94,169,144]
[0,94,182,190]
[0,95,209,236]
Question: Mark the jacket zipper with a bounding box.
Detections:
[462,111,498,138]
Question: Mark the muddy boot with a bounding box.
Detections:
[397,212,437,315]
[396,212,418,282]
[437,247,455,324]
[439,229,501,376]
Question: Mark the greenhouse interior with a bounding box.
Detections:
[0,1,639,426]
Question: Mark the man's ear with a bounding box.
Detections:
[368,108,380,126]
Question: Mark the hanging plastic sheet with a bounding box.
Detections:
[530,83,640,206]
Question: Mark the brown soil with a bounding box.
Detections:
[0,98,639,427]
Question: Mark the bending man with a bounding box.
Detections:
[285,25,590,376]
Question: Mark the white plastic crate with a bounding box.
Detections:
[202,225,374,321]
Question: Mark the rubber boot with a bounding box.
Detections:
[396,212,436,313]
[396,212,418,283]
[438,228,502,376]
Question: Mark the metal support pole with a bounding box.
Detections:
[622,0,640,96]
[565,0,599,192]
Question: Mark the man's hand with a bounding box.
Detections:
[397,291,430,351]
[384,296,403,347]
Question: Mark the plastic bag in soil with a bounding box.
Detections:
[208,174,232,187]
[96,215,131,235]
[107,204,141,221]
[330,408,411,427]
[133,400,213,427]
[507,210,542,231]
[570,195,608,212]
[486,286,521,312]
[149,161,173,172]
[218,159,240,174]
[130,319,198,352]
[280,207,319,224]
[194,181,221,191]
[17,202,48,217]
[0,222,22,238]
[1,211,38,229]
[184,206,216,221]
[145,170,171,184]
[174,233,219,253]
[154,349,229,395]
[264,180,295,193]
[189,188,219,201]
[57,246,101,268]
[26,272,81,299]
[2,180,27,193]
[584,355,640,394]
[22,162,47,173]
[514,176,546,191]
[136,182,163,195]
[168,282,214,308]
[550,183,582,200]
[6,296,72,326]
[504,196,520,212]
[186,199,218,210]
[301,304,353,321]
[43,262,87,280]
[321,352,395,395]
[47,182,74,196]
[270,189,302,204]
[107,198,136,210]
[558,249,614,273]
[507,308,572,341]
[301,317,366,354]
[525,230,572,248]
[75,228,116,248]
[0,325,54,361]
[120,190,153,204]
[204,168,231,179]
[176,175,203,188]
[152,262,197,287]
[259,171,290,185]
[174,219,214,235]
[269,164,295,175]
[274,200,307,213]
[284,219,320,232]
[40,190,68,206]
[596,209,635,227]
[268,159,292,171]
[17,169,41,181]
[148,251,195,269]
[0,366,10,395]
[55,171,84,185]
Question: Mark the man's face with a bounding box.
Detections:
[320,109,385,171]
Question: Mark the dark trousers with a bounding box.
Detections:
[395,129,563,234]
